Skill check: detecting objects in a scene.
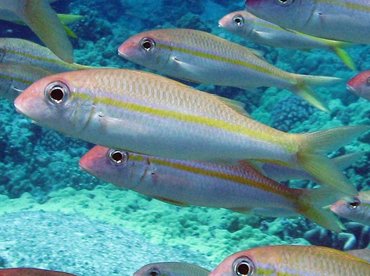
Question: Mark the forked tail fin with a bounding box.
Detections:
[331,47,356,71]
[298,187,345,232]
[293,74,342,112]
[295,125,369,198]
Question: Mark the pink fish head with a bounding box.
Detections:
[118,30,172,71]
[210,249,259,276]
[14,71,95,137]
[347,71,370,100]
[219,11,255,37]
[80,146,141,189]
[330,197,361,219]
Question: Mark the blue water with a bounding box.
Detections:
[0,1,369,275]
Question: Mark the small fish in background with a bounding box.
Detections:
[330,190,370,226]
[80,146,344,231]
[210,245,370,276]
[133,262,210,276]
[0,0,74,63]
[347,71,370,101]
[0,38,89,73]
[118,28,342,112]
[0,63,50,101]
[347,248,370,263]
[246,0,370,44]
[258,152,364,182]
[218,10,356,70]
[0,268,76,276]
[13,69,368,201]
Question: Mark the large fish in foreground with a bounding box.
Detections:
[210,245,370,276]
[118,28,342,112]
[0,268,75,276]
[0,38,88,73]
[14,69,368,199]
[219,10,356,70]
[331,190,370,226]
[246,0,370,44]
[134,262,210,276]
[0,0,73,62]
[80,146,343,231]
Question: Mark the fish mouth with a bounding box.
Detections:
[117,49,128,58]
[346,84,357,93]
[218,21,224,28]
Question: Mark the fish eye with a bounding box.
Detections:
[348,199,361,209]
[108,150,129,165]
[233,257,254,276]
[233,15,244,27]
[277,0,294,5]
[45,81,69,105]
[140,37,156,52]
[148,268,160,276]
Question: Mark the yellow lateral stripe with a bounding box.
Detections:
[0,74,33,85]
[128,154,296,199]
[72,92,288,149]
[6,49,64,66]
[156,43,289,80]
[317,0,370,13]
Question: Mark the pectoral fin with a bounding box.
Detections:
[21,0,73,62]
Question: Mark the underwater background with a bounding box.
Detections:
[0,0,369,275]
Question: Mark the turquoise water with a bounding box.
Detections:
[0,1,369,275]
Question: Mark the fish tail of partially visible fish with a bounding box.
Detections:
[295,125,369,199]
[292,74,343,112]
[297,187,345,232]
[331,46,357,71]
[21,0,74,63]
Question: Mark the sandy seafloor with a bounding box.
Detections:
[0,0,369,275]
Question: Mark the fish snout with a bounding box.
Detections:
[118,39,138,58]
[79,146,109,174]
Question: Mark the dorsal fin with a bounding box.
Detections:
[216,96,250,117]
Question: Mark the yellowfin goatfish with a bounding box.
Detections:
[210,245,370,276]
[80,146,343,231]
[0,0,74,62]
[331,190,370,226]
[0,38,89,73]
[0,63,50,101]
[219,10,356,70]
[134,262,210,276]
[14,69,368,199]
[118,29,342,112]
[0,268,76,276]
[259,152,364,182]
[246,0,370,44]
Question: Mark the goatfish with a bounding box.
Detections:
[118,28,342,112]
[0,0,73,63]
[347,71,370,101]
[246,0,370,44]
[219,10,356,70]
[331,190,370,226]
[0,63,50,101]
[210,245,370,276]
[0,268,75,276]
[134,262,210,276]
[0,38,89,73]
[14,69,368,199]
[80,146,343,231]
[258,152,364,182]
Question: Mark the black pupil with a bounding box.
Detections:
[142,40,152,49]
[237,263,250,275]
[349,201,360,208]
[50,87,64,102]
[111,151,123,162]
[149,271,158,276]
[235,18,241,23]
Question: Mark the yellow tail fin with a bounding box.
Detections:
[298,188,345,232]
[21,0,73,63]
[296,125,369,198]
[332,47,356,71]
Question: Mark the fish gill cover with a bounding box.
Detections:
[0,0,369,276]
